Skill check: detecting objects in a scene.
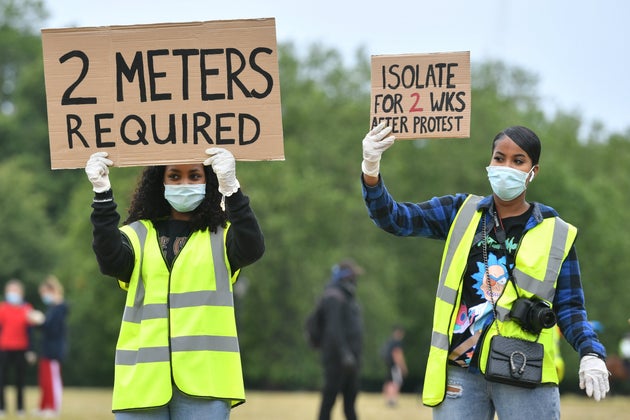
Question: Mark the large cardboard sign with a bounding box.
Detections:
[370,51,470,139]
[42,18,284,169]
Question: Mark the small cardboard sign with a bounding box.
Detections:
[41,18,284,169]
[370,51,470,139]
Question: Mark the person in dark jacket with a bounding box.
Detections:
[317,259,364,420]
[36,275,68,418]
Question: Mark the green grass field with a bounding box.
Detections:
[3,387,629,419]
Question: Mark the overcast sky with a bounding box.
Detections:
[42,0,630,136]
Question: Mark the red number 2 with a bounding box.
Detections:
[409,93,423,112]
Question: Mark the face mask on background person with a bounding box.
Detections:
[41,293,55,305]
[5,292,23,305]
[164,184,206,213]
[486,166,534,201]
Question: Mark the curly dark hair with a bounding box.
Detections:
[124,165,227,232]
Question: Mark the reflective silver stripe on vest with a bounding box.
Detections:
[116,347,170,365]
[116,336,239,366]
[123,303,169,323]
[431,331,450,351]
[437,285,458,306]
[170,290,233,307]
[122,221,149,324]
[496,305,511,321]
[171,335,239,352]
[511,217,570,302]
[211,228,232,297]
[435,195,482,303]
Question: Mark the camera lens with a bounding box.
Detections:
[530,302,557,332]
[510,298,557,333]
[537,308,557,329]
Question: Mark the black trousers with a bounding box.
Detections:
[318,361,360,420]
[0,350,27,412]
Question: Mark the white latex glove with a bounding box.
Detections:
[204,147,240,197]
[85,152,113,193]
[579,354,610,401]
[361,122,396,177]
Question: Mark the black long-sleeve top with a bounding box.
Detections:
[90,189,265,282]
[39,302,69,361]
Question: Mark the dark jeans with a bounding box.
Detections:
[0,350,27,412]
[318,361,360,420]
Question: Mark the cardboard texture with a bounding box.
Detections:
[42,18,284,169]
[370,51,471,139]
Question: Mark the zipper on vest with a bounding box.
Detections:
[157,230,176,383]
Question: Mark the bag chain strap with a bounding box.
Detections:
[482,212,502,336]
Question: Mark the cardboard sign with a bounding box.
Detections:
[370,51,470,139]
[42,18,284,169]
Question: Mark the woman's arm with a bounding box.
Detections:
[90,190,134,282]
[554,247,606,359]
[362,175,467,239]
[225,190,265,271]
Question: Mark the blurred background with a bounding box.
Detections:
[1,0,629,397]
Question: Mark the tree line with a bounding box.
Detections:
[1,0,629,394]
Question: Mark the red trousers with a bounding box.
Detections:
[38,358,63,412]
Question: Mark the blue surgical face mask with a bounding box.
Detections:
[486,166,534,201]
[41,293,55,305]
[164,184,206,213]
[5,292,23,305]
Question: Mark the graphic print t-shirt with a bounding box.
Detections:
[447,206,532,367]
[155,219,192,268]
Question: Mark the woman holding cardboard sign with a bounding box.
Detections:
[85,147,264,419]
[360,123,608,419]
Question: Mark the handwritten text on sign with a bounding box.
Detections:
[41,18,284,169]
[370,51,470,139]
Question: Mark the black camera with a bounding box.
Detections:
[509,298,557,334]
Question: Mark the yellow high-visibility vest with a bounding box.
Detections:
[422,195,576,407]
[112,220,243,411]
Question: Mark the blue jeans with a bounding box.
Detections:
[114,386,230,420]
[433,365,559,420]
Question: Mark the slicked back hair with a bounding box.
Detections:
[492,126,541,165]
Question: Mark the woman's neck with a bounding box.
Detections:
[494,197,530,218]
[170,210,192,221]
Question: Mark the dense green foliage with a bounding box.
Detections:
[2,0,629,394]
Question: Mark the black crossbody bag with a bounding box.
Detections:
[485,335,543,388]
[481,211,544,388]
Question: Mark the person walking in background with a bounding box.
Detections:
[36,275,69,418]
[360,123,609,419]
[0,279,44,417]
[85,148,264,419]
[316,259,364,420]
[381,325,408,407]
